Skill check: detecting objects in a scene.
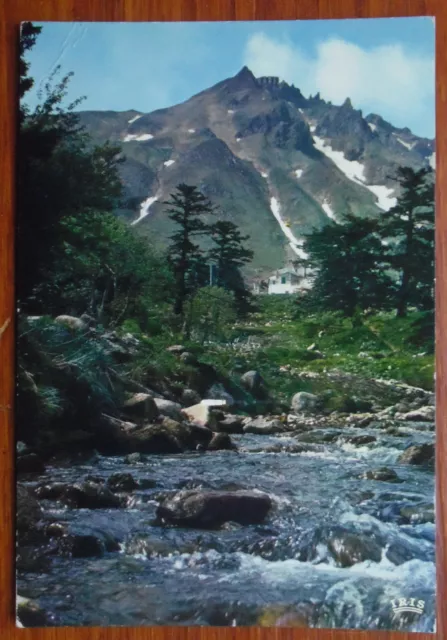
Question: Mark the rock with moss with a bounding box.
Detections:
[291,392,320,414]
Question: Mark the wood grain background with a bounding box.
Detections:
[0,1,444,639]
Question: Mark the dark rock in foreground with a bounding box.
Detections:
[64,480,123,509]
[327,528,382,567]
[107,472,139,492]
[157,489,272,528]
[207,433,237,451]
[17,484,43,532]
[398,443,435,466]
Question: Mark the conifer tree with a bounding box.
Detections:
[166,184,214,317]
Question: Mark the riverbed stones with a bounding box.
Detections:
[122,393,159,422]
[157,489,272,528]
[17,484,43,532]
[344,434,377,446]
[207,433,237,451]
[107,472,139,492]
[291,392,320,414]
[327,528,382,567]
[153,399,184,422]
[398,443,435,466]
[215,414,244,434]
[64,480,122,509]
[396,406,435,422]
[243,417,286,435]
[361,467,402,483]
[399,503,435,524]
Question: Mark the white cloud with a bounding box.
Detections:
[244,33,434,136]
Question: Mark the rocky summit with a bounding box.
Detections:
[79,66,434,273]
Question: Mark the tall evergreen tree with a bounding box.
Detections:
[378,167,434,317]
[165,184,214,317]
[304,215,392,316]
[208,220,254,315]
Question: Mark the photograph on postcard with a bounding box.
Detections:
[15,17,435,631]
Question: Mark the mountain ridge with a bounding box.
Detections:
[78,66,435,274]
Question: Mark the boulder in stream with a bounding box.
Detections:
[207,433,237,451]
[215,414,244,434]
[107,472,139,492]
[291,392,320,414]
[64,480,123,509]
[157,489,272,528]
[398,443,435,466]
[243,417,286,435]
[361,467,402,483]
[122,393,159,422]
[327,527,382,567]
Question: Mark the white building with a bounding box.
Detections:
[268,265,308,294]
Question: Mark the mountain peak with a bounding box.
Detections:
[342,97,353,109]
[228,66,258,89]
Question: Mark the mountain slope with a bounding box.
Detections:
[79,66,434,274]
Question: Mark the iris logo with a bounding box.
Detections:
[391,598,425,615]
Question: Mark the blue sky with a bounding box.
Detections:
[24,17,435,138]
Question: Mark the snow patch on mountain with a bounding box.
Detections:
[128,114,142,124]
[314,136,366,183]
[295,169,303,179]
[227,109,234,114]
[261,172,268,178]
[164,159,175,167]
[310,125,317,133]
[367,122,377,133]
[269,197,308,259]
[395,136,415,151]
[314,135,396,210]
[322,200,336,221]
[188,129,196,133]
[367,185,397,211]
[131,196,158,226]
[124,133,154,142]
[429,152,436,169]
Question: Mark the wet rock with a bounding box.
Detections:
[180,388,201,406]
[70,534,104,558]
[207,383,234,407]
[17,484,43,532]
[215,414,244,434]
[344,434,377,446]
[361,467,402,483]
[241,370,267,399]
[243,417,286,435]
[327,528,382,567]
[297,430,342,444]
[64,480,122,509]
[125,452,144,464]
[16,453,46,474]
[122,393,159,422]
[207,433,237,451]
[398,443,435,466]
[157,489,272,528]
[17,595,51,627]
[291,392,320,414]
[153,398,184,421]
[45,522,67,538]
[35,482,68,501]
[107,472,139,492]
[397,406,435,422]
[263,443,307,454]
[399,503,435,524]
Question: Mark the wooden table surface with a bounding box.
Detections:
[0,1,445,639]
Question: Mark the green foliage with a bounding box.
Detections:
[184,286,237,344]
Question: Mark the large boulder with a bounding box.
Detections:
[64,480,123,509]
[16,596,51,627]
[291,392,320,414]
[122,393,159,422]
[327,528,382,567]
[361,467,402,482]
[240,370,267,399]
[398,443,435,466]
[207,433,237,451]
[397,406,435,422]
[180,388,201,406]
[153,398,184,421]
[17,484,43,532]
[157,489,272,528]
[107,472,139,493]
[243,417,286,435]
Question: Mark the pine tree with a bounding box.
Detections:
[378,167,434,317]
[208,220,254,315]
[165,184,214,317]
[304,215,392,316]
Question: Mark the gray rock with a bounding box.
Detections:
[153,398,184,421]
[399,503,435,525]
[215,414,244,434]
[207,383,235,407]
[122,393,159,422]
[398,443,435,466]
[54,315,87,331]
[361,467,402,482]
[180,351,197,365]
[157,489,272,528]
[64,480,123,509]
[400,406,435,422]
[240,370,267,399]
[17,484,42,532]
[207,433,237,451]
[17,596,51,627]
[180,388,201,406]
[291,392,320,414]
[107,472,139,492]
[327,528,382,567]
[344,434,377,446]
[243,417,286,435]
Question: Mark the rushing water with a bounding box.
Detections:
[17,422,435,631]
